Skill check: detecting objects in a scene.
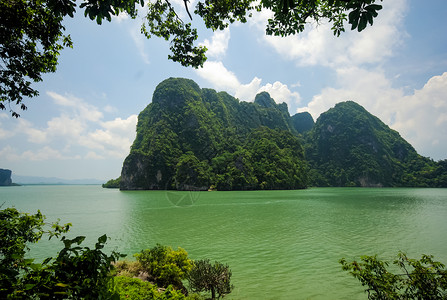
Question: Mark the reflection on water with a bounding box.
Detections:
[2,186,447,299]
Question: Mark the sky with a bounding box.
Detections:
[1,0,446,181]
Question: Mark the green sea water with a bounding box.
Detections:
[1,186,447,299]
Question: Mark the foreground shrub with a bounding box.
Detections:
[188,259,233,299]
[340,252,447,299]
[113,276,205,300]
[135,244,193,290]
[112,276,159,299]
[0,207,122,299]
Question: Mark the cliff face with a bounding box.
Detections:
[0,169,13,186]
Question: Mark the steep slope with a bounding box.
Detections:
[291,112,314,134]
[120,78,308,190]
[305,101,446,187]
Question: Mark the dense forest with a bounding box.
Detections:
[305,101,447,187]
[107,78,447,190]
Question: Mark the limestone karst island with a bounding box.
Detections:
[102,78,447,190]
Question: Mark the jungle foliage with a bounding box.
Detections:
[134,244,193,291]
[102,176,121,188]
[341,252,447,299]
[120,78,310,190]
[305,101,447,187]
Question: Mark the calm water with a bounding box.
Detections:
[1,186,447,299]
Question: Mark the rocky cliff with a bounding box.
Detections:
[0,169,13,186]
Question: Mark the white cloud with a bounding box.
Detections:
[19,119,48,143]
[85,151,104,159]
[0,145,21,161]
[299,70,447,161]
[47,91,103,122]
[0,115,14,139]
[196,61,301,109]
[258,81,301,107]
[104,105,118,113]
[196,61,240,92]
[113,12,130,23]
[249,0,407,68]
[46,115,85,138]
[1,92,138,164]
[200,28,231,59]
[21,146,68,161]
[392,73,447,160]
[234,77,263,101]
[130,27,150,64]
[79,115,137,158]
[301,67,403,120]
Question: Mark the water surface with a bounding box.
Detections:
[2,186,446,299]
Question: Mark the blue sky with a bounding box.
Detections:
[1,0,446,181]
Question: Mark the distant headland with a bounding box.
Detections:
[0,169,19,186]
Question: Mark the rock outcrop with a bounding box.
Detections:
[0,169,13,186]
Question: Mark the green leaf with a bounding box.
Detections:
[357,13,368,32]
[55,283,70,288]
[366,4,382,11]
[367,11,373,25]
[349,9,360,30]
[98,234,107,244]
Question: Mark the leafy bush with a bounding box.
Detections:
[340,252,447,299]
[113,276,206,300]
[188,259,233,299]
[102,176,121,188]
[112,276,159,299]
[135,244,193,290]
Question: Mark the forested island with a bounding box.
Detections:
[104,78,447,190]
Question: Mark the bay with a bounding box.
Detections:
[1,186,447,299]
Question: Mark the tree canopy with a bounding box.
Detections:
[1,0,383,116]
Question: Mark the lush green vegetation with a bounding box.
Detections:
[0,207,123,299]
[305,101,447,187]
[0,207,232,299]
[341,252,447,299]
[188,259,233,300]
[102,176,121,188]
[120,78,309,190]
[116,78,447,190]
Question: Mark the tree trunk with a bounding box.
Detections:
[211,286,216,299]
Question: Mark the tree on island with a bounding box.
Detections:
[1,0,384,116]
